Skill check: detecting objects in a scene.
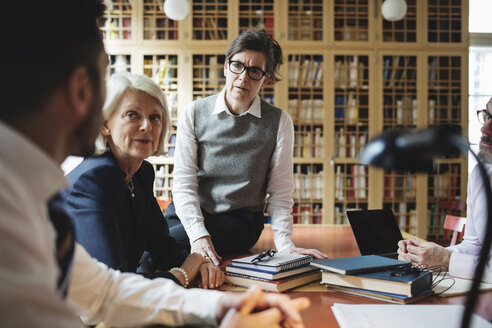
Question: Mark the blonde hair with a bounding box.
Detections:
[95,73,170,156]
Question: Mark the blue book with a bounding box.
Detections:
[326,284,433,304]
[310,255,409,275]
[321,268,432,297]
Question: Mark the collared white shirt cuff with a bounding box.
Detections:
[275,236,296,252]
[186,223,211,244]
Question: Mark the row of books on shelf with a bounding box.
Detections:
[293,171,323,200]
[105,0,131,12]
[394,203,417,234]
[335,92,362,125]
[383,56,417,87]
[428,166,460,198]
[335,128,367,158]
[151,58,178,89]
[193,17,227,40]
[104,18,131,40]
[335,165,367,200]
[293,128,324,158]
[143,18,178,40]
[288,99,323,123]
[288,56,323,88]
[428,98,462,122]
[383,96,417,125]
[193,55,224,87]
[292,204,322,224]
[334,58,367,89]
[224,253,434,304]
[383,174,416,198]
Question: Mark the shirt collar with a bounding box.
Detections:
[213,88,262,118]
[0,120,67,203]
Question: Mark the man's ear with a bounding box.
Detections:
[66,67,93,121]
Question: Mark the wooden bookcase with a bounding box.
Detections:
[102,0,469,242]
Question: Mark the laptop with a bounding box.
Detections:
[346,209,404,259]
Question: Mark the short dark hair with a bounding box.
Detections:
[225,29,283,83]
[0,0,105,122]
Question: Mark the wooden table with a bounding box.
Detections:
[248,225,492,328]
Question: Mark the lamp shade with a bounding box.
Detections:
[359,127,467,172]
[163,0,189,21]
[381,0,407,22]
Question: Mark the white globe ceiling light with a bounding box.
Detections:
[163,0,190,21]
[381,0,407,22]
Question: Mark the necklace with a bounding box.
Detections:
[127,178,135,198]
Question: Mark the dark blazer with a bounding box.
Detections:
[64,152,188,283]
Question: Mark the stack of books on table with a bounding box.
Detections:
[225,253,320,292]
[311,255,433,304]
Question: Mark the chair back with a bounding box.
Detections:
[443,215,466,246]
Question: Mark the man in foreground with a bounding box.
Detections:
[0,1,309,327]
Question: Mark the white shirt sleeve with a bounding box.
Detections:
[67,244,222,327]
[266,110,296,251]
[447,164,492,283]
[172,101,210,244]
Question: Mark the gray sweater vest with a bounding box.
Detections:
[194,94,282,214]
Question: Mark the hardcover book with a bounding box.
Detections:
[226,264,318,281]
[225,271,321,293]
[321,268,432,297]
[326,284,433,304]
[231,253,314,273]
[311,255,409,275]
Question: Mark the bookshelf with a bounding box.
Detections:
[102,0,469,242]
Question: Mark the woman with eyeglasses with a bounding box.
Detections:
[165,29,328,265]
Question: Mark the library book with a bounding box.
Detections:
[225,270,321,293]
[321,268,432,297]
[326,284,433,304]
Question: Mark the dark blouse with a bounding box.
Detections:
[64,152,188,283]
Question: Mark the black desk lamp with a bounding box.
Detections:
[360,127,492,328]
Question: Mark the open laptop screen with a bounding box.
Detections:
[346,209,404,258]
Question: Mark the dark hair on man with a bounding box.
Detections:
[225,29,283,83]
[0,0,105,122]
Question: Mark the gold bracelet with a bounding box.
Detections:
[169,267,189,288]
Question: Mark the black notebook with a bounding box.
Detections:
[231,253,314,273]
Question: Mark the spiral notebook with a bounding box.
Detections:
[231,253,314,273]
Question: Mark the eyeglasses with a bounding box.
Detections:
[228,60,267,81]
[477,109,492,125]
[251,249,276,263]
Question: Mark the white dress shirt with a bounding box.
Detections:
[173,89,296,251]
[0,120,222,327]
[447,163,492,283]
